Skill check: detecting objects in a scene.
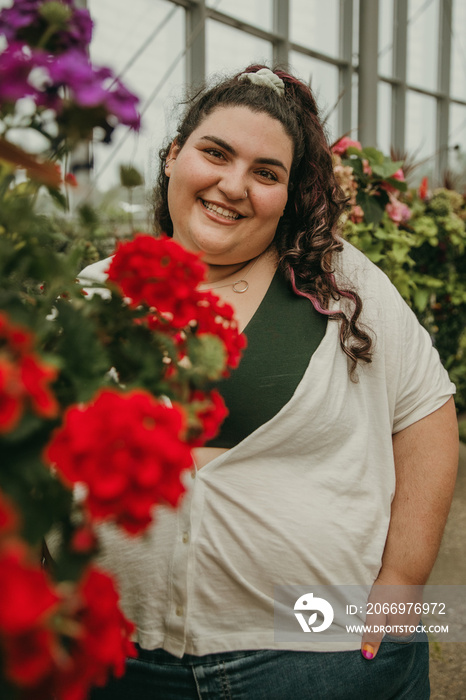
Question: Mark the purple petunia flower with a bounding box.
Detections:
[45,51,141,131]
[46,51,110,107]
[0,0,39,42]
[0,42,46,104]
[105,82,141,131]
[0,0,93,54]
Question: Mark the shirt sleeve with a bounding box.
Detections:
[335,242,456,434]
[385,277,456,434]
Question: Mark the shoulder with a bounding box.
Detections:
[77,256,113,285]
[78,256,113,299]
[330,239,400,323]
[332,239,389,291]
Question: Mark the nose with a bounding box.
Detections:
[218,165,248,201]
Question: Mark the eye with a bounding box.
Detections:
[256,169,278,182]
[204,148,225,160]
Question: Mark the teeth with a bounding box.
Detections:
[202,200,239,220]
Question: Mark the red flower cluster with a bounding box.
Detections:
[0,311,58,433]
[188,389,228,447]
[0,490,136,699]
[51,566,136,700]
[107,234,207,327]
[0,542,60,688]
[107,233,246,378]
[44,389,193,534]
[193,291,247,374]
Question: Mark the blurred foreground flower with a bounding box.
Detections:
[45,389,193,534]
[0,1,244,697]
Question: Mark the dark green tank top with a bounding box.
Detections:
[206,269,327,448]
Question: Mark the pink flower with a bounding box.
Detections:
[332,137,362,156]
[350,205,365,223]
[381,168,406,194]
[391,168,405,182]
[386,197,411,225]
[362,159,372,176]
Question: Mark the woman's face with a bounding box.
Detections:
[165,106,293,266]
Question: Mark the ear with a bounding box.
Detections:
[165,140,180,177]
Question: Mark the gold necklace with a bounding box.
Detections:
[200,254,262,294]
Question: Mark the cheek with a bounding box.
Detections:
[259,191,288,221]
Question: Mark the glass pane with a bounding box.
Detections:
[377,82,392,155]
[378,0,394,77]
[448,104,466,186]
[450,0,466,100]
[405,91,436,181]
[406,0,439,91]
[289,52,339,144]
[206,20,272,76]
[89,0,185,191]
[290,0,340,59]
[207,0,273,32]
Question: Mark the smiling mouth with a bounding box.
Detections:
[201,200,243,221]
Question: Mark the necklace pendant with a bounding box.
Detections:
[232,279,249,293]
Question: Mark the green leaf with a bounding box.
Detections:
[356,190,386,225]
[413,288,430,313]
[46,186,67,210]
[52,298,111,404]
[0,439,73,546]
[371,158,404,179]
[346,146,364,157]
[361,147,385,164]
[119,164,144,188]
[382,176,407,192]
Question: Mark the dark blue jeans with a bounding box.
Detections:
[90,634,429,699]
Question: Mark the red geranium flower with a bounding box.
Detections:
[20,353,59,418]
[44,389,193,534]
[0,544,60,686]
[107,234,207,328]
[0,311,58,433]
[53,566,136,700]
[193,291,247,373]
[188,389,228,447]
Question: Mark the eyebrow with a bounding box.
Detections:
[199,135,289,175]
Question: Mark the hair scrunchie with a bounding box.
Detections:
[237,68,285,96]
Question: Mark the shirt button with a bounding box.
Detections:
[182,531,189,544]
[175,605,184,617]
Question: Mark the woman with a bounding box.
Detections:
[85,65,458,699]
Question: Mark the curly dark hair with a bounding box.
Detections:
[153,64,372,374]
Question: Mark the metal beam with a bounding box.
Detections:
[273,0,290,67]
[436,0,452,181]
[358,0,379,146]
[339,0,353,136]
[186,0,206,88]
[391,0,408,154]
